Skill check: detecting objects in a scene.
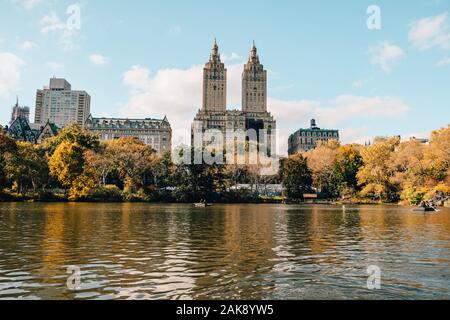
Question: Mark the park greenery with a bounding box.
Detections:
[0,124,449,205]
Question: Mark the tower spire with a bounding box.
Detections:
[210,38,220,62]
[248,40,259,63]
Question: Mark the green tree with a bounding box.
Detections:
[282,153,313,200]
[0,131,17,190]
[328,144,363,198]
[4,142,49,195]
[44,124,100,154]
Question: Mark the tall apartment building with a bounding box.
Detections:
[192,40,276,155]
[10,97,30,124]
[34,78,91,128]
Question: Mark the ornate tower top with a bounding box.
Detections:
[209,38,221,63]
[248,41,260,64]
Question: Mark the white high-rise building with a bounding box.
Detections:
[34,78,91,128]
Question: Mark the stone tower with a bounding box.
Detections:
[242,41,267,113]
[202,39,227,112]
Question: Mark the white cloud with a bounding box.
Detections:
[409,12,450,50]
[11,0,41,9]
[89,54,111,66]
[437,56,450,66]
[40,13,78,51]
[0,52,25,98]
[221,52,241,62]
[368,41,404,73]
[339,127,372,145]
[46,61,64,70]
[20,40,37,50]
[268,95,409,153]
[120,63,410,154]
[352,80,364,88]
[121,64,203,146]
[168,26,182,35]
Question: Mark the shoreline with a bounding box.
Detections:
[0,198,414,207]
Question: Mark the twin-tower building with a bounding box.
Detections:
[192,40,276,153]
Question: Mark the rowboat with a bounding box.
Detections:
[194,203,212,208]
[412,206,437,212]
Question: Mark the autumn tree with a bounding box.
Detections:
[106,138,158,194]
[388,140,426,204]
[357,136,400,201]
[423,126,450,182]
[47,126,100,200]
[304,140,339,195]
[49,141,85,189]
[44,124,100,153]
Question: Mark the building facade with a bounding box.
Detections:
[192,40,276,155]
[203,39,227,113]
[288,119,339,154]
[10,97,30,124]
[242,41,267,113]
[6,119,58,144]
[85,116,172,154]
[34,78,91,128]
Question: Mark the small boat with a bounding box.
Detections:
[194,203,212,208]
[412,206,437,212]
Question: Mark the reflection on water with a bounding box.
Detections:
[0,203,449,300]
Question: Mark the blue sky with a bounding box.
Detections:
[1,0,449,154]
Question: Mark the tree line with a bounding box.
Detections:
[0,124,449,205]
[284,126,450,205]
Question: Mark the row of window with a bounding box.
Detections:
[299,131,338,138]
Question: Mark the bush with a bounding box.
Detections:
[90,185,123,202]
[400,186,428,205]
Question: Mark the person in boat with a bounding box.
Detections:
[419,201,427,208]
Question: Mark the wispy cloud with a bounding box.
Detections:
[0,52,25,98]
[168,25,182,35]
[89,54,111,66]
[221,52,241,62]
[20,40,37,51]
[40,12,79,51]
[409,12,450,50]
[10,0,42,10]
[437,56,450,66]
[46,61,64,70]
[120,63,410,154]
[368,41,404,73]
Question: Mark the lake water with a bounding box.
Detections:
[0,203,449,300]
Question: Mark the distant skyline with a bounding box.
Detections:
[1,0,449,155]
